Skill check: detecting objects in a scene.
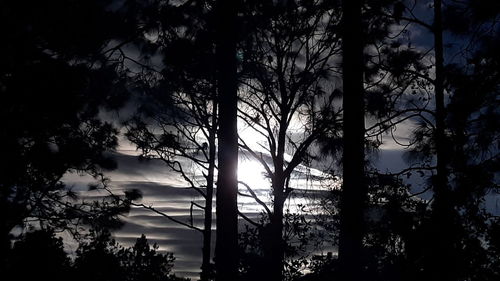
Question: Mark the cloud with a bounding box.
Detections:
[61,149,337,278]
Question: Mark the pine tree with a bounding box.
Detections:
[215,0,240,280]
[337,0,367,280]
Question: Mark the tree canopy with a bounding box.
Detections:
[1,0,499,280]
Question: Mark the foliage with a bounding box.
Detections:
[0,0,134,249]
[3,229,72,281]
[75,230,186,281]
[2,0,500,280]
[3,228,188,281]
[238,208,325,281]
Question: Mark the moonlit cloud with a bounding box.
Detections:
[61,143,337,280]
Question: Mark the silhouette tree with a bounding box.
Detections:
[7,1,496,280]
[74,229,188,281]
[237,1,343,280]
[73,230,126,281]
[4,229,71,281]
[0,0,139,257]
[304,0,427,279]
[378,1,500,280]
[424,2,457,279]
[124,1,219,279]
[436,1,499,279]
[336,0,367,280]
[120,234,187,281]
[3,228,188,281]
[215,0,240,280]
[126,79,218,281]
[238,208,321,281]
[368,1,500,280]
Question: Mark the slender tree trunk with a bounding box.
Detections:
[215,0,239,280]
[433,0,447,212]
[266,112,288,281]
[429,1,455,280]
[201,99,218,281]
[337,0,366,280]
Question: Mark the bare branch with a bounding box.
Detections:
[238,211,262,228]
[238,181,272,216]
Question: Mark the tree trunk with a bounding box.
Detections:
[337,0,366,280]
[267,183,285,281]
[215,0,239,280]
[429,1,455,280]
[201,98,218,281]
[266,113,288,281]
[433,0,447,215]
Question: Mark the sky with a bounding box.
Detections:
[62,120,481,280]
[62,144,335,279]
[61,121,500,280]
[56,2,500,279]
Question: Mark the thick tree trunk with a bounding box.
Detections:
[215,0,239,281]
[337,0,366,280]
[429,1,455,280]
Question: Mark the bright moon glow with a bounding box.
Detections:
[238,156,271,191]
[236,116,338,214]
[236,152,337,215]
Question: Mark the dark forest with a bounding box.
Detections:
[1,0,499,281]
